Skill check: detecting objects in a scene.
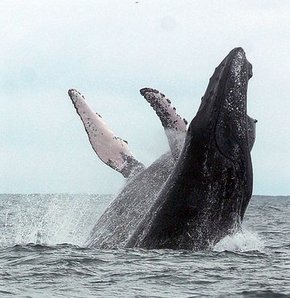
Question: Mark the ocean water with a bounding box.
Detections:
[0,194,289,297]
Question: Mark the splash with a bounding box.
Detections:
[0,194,111,248]
[213,229,265,252]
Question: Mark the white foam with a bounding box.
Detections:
[213,229,265,252]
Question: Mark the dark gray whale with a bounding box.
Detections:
[126,47,254,250]
[68,47,255,250]
[68,89,184,248]
[83,90,188,248]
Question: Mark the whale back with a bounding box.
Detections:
[86,152,174,248]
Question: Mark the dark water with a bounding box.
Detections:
[0,194,289,297]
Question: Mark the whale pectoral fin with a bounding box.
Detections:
[140,88,188,160]
[68,89,145,178]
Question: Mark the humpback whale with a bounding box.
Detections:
[68,47,255,250]
[68,89,185,248]
[126,47,254,250]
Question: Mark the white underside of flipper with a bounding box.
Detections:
[140,88,188,160]
[68,89,144,177]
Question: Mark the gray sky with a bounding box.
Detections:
[1,1,290,195]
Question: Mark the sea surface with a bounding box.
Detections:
[0,194,289,297]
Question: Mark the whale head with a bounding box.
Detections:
[185,47,253,228]
[191,47,252,158]
[172,47,254,248]
[125,48,255,250]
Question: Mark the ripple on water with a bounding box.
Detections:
[0,195,289,297]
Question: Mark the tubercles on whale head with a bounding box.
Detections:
[188,48,253,159]
[196,48,251,115]
[181,47,254,225]
[215,47,253,160]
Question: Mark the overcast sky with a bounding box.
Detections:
[1,1,290,195]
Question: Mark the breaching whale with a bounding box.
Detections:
[68,47,256,250]
[68,88,186,248]
[126,47,254,250]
